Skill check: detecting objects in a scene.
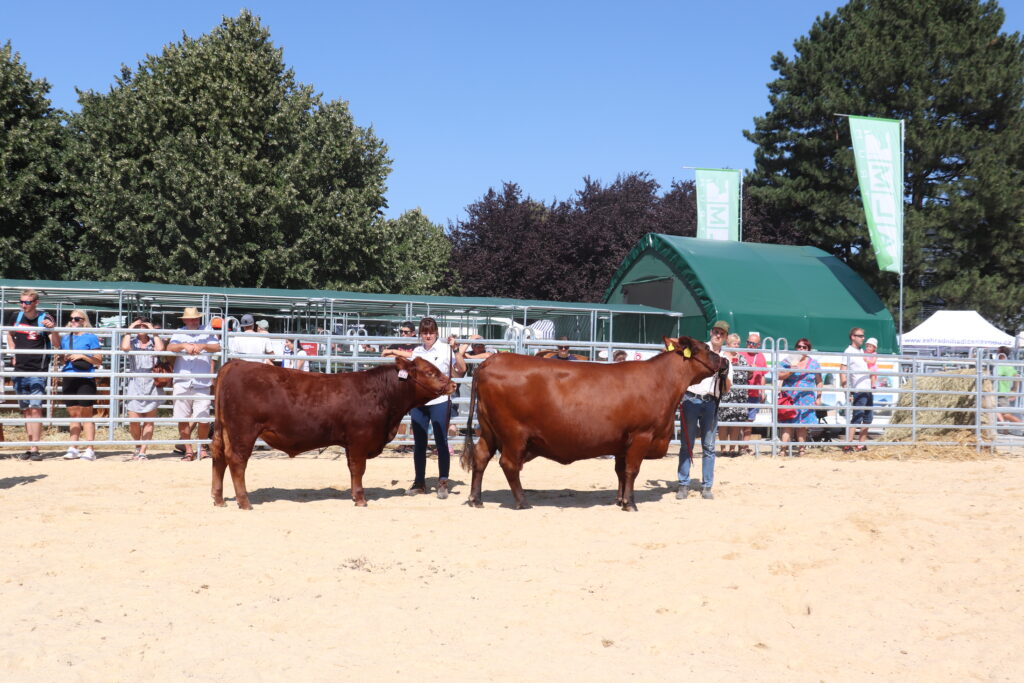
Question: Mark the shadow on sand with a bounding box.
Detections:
[0,474,47,489]
[244,485,411,506]
[468,478,677,509]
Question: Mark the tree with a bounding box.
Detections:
[0,42,69,279]
[744,0,1024,330]
[64,12,392,291]
[381,209,455,295]
[449,183,557,300]
[452,174,706,302]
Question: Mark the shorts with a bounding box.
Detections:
[746,395,762,422]
[173,382,212,419]
[62,375,97,408]
[13,376,46,410]
[851,391,873,425]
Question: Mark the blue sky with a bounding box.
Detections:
[3,1,1022,227]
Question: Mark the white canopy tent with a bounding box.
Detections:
[900,310,1015,348]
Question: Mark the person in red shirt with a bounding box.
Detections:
[739,331,768,450]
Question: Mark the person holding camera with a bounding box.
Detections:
[405,317,466,499]
[120,316,166,459]
[60,309,103,461]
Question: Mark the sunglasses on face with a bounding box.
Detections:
[19,300,36,305]
[70,317,87,323]
[852,334,864,338]
[796,345,809,350]
[747,341,758,346]
[400,329,413,335]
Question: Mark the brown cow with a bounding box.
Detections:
[210,357,455,509]
[460,336,726,511]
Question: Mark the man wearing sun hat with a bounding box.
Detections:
[677,319,733,501]
[166,307,221,460]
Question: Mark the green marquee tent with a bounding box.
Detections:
[603,234,897,353]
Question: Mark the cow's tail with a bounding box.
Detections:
[459,373,479,472]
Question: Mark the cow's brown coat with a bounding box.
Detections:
[211,357,455,509]
[460,336,726,510]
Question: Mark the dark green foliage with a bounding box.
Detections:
[745,0,1024,330]
[382,209,456,295]
[0,42,69,278]
[63,12,414,292]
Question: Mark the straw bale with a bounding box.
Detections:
[886,369,994,442]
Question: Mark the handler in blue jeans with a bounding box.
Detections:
[407,317,466,499]
[678,320,733,500]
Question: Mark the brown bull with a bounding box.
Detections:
[459,336,726,510]
[211,357,455,509]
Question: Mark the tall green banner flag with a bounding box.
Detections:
[849,116,903,274]
[695,168,740,241]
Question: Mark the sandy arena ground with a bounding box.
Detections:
[1,447,1022,681]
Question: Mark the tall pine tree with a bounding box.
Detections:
[745,0,1024,330]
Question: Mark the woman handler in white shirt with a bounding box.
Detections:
[407,317,466,499]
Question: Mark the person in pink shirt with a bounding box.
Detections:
[739,331,768,450]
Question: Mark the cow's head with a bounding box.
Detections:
[662,335,728,383]
[395,356,457,400]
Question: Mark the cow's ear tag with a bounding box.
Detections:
[666,342,676,351]
[683,348,691,358]
[398,369,409,380]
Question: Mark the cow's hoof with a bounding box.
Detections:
[213,500,226,508]
[238,502,253,511]
[514,502,531,510]
[467,499,484,508]
[620,502,638,512]
[353,500,367,507]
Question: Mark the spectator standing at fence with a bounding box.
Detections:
[718,333,749,456]
[539,337,586,361]
[406,317,466,499]
[59,309,103,461]
[995,346,1022,429]
[167,307,221,461]
[460,334,494,368]
[777,338,822,456]
[282,339,308,371]
[4,289,60,460]
[381,321,417,359]
[120,316,165,460]
[678,320,733,500]
[739,331,768,447]
[841,327,872,451]
[613,350,628,363]
[229,314,273,363]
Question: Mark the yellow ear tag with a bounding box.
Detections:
[683,348,691,358]
[666,342,676,351]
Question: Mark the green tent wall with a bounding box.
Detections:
[603,234,898,353]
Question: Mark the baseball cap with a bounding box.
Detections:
[210,317,223,330]
[256,319,270,330]
[240,314,255,327]
[712,320,730,334]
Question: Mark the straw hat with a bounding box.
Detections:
[179,307,203,319]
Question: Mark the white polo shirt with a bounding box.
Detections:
[411,343,454,406]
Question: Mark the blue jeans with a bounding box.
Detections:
[13,376,46,409]
[410,401,452,484]
[678,394,718,490]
